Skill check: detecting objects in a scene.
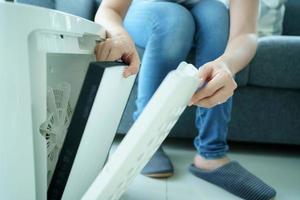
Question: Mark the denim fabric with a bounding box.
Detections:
[16,0,55,8]
[133,0,201,8]
[125,0,231,159]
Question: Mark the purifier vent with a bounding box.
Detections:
[40,82,72,186]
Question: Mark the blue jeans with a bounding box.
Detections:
[124,0,232,159]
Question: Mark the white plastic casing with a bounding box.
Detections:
[0,2,137,200]
[82,62,202,200]
[62,66,136,200]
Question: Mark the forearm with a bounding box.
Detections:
[94,0,131,37]
[219,33,257,75]
[217,0,259,75]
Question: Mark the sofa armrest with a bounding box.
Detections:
[245,36,300,89]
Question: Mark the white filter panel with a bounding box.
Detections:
[61,64,136,200]
[82,62,202,200]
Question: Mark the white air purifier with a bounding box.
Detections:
[0,2,136,200]
[0,2,203,200]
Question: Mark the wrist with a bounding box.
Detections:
[216,54,237,76]
[106,26,128,38]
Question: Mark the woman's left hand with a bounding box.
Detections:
[94,34,140,78]
[190,59,238,108]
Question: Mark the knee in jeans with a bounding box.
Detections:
[192,0,228,23]
[152,3,195,40]
[150,3,195,59]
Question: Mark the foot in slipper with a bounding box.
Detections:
[141,147,174,178]
[189,160,276,200]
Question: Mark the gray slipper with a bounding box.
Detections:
[141,147,174,178]
[189,161,276,200]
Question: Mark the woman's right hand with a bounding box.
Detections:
[94,33,140,78]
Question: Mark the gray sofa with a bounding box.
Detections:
[17,0,300,145]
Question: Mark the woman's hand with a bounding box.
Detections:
[188,0,258,108]
[94,34,140,78]
[190,59,237,108]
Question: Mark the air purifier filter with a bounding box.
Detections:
[82,62,202,200]
[46,62,136,200]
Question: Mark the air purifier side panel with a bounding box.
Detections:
[82,62,201,200]
[62,63,136,200]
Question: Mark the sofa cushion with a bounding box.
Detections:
[258,0,287,37]
[282,0,300,36]
[248,36,300,89]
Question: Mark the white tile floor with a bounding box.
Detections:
[111,137,300,200]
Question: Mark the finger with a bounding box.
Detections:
[106,39,130,61]
[95,42,108,61]
[198,64,213,81]
[106,49,122,61]
[98,42,111,61]
[123,53,140,78]
[190,73,226,104]
[196,86,233,108]
[94,44,102,61]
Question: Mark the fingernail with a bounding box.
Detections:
[188,101,193,106]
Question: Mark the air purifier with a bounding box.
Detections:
[0,2,136,200]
